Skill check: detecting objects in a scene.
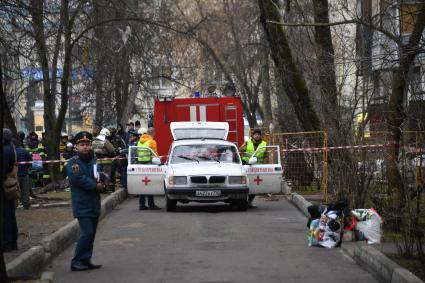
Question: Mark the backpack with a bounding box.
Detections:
[3,144,21,200]
[92,139,108,155]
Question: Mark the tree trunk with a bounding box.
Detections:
[385,3,425,210]
[30,0,58,183]
[258,0,320,132]
[93,0,106,126]
[273,66,301,132]
[2,95,17,136]
[312,0,340,141]
[1,54,18,135]
[261,47,273,124]
[31,0,73,183]
[119,76,138,126]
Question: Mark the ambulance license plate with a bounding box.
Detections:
[196,190,221,197]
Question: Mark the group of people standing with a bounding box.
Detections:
[90,122,160,210]
[1,129,53,252]
[2,122,267,271]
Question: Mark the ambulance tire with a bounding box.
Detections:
[166,196,177,212]
[235,199,248,211]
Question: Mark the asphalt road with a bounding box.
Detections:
[46,196,377,283]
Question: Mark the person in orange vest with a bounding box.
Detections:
[137,127,160,210]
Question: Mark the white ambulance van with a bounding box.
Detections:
[127,122,282,211]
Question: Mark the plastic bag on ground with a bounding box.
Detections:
[351,208,382,244]
[307,210,343,248]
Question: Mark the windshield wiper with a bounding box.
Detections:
[197,155,220,163]
[177,155,199,163]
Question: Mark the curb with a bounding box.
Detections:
[6,246,45,279]
[6,188,128,280]
[36,271,54,283]
[289,193,424,283]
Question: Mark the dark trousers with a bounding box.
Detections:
[139,195,155,208]
[121,164,127,189]
[248,194,255,202]
[2,199,18,250]
[19,175,31,208]
[71,217,98,266]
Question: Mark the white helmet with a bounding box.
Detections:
[100,128,111,137]
[66,142,74,151]
[138,127,147,135]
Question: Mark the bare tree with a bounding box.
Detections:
[258,0,321,131]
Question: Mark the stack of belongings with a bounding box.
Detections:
[350,208,382,244]
[307,200,347,248]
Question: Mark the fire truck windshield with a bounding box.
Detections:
[171,144,240,164]
[173,128,227,140]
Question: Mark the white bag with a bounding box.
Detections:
[354,210,382,244]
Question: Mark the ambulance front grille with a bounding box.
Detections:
[190,176,226,184]
[191,176,207,184]
[209,176,226,184]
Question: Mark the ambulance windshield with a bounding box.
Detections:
[171,144,240,164]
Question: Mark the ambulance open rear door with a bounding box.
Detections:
[245,145,283,194]
[127,146,165,195]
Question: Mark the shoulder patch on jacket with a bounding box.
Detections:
[71,163,80,173]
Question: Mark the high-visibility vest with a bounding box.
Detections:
[137,140,151,163]
[242,139,267,163]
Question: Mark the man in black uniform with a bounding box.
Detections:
[66,131,106,271]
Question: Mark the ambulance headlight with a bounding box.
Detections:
[229,176,246,185]
[169,176,187,185]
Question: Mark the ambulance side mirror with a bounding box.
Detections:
[152,157,161,165]
[248,157,257,165]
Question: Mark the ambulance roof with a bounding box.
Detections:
[170,122,229,141]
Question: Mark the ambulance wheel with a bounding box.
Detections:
[235,199,248,211]
[166,196,177,212]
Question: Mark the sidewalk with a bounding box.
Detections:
[289,193,425,283]
[5,188,128,280]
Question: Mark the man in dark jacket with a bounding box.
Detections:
[2,128,18,251]
[15,140,32,209]
[66,131,106,271]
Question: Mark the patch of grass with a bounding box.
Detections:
[36,190,71,200]
[293,185,322,195]
[389,255,425,281]
[382,230,403,242]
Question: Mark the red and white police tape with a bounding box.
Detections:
[15,144,423,165]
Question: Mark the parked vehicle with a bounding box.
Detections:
[127,122,282,211]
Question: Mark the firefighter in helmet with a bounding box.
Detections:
[92,128,116,192]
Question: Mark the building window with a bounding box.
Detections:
[400,3,421,35]
[150,65,172,89]
[371,71,388,104]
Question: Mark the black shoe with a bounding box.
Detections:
[71,265,89,272]
[87,263,102,270]
[149,205,161,210]
[139,206,149,210]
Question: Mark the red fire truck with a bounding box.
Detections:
[154,96,245,158]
